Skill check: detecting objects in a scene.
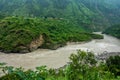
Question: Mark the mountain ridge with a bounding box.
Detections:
[0,0,120,31]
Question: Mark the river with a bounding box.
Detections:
[0,33,120,69]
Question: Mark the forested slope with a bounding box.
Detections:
[0,0,120,31]
[0,17,103,53]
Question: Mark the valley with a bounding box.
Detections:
[0,0,120,79]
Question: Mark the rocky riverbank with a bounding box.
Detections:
[96,52,120,60]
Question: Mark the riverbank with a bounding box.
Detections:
[96,52,120,60]
[103,24,120,39]
[0,34,120,70]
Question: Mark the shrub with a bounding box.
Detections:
[106,55,120,76]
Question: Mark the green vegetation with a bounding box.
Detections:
[0,16,103,53]
[0,0,120,31]
[0,13,6,20]
[0,50,120,80]
[106,55,120,76]
[103,24,120,39]
[0,0,119,79]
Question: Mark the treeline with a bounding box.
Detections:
[0,16,103,53]
[103,24,120,39]
[0,50,120,80]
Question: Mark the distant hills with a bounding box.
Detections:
[0,0,120,31]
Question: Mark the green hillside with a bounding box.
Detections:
[103,24,120,39]
[0,16,103,53]
[0,0,119,52]
[0,0,120,31]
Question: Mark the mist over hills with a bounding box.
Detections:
[0,0,120,31]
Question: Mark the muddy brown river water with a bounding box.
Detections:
[0,33,120,70]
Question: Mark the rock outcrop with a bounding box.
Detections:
[29,35,44,51]
[17,35,44,53]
